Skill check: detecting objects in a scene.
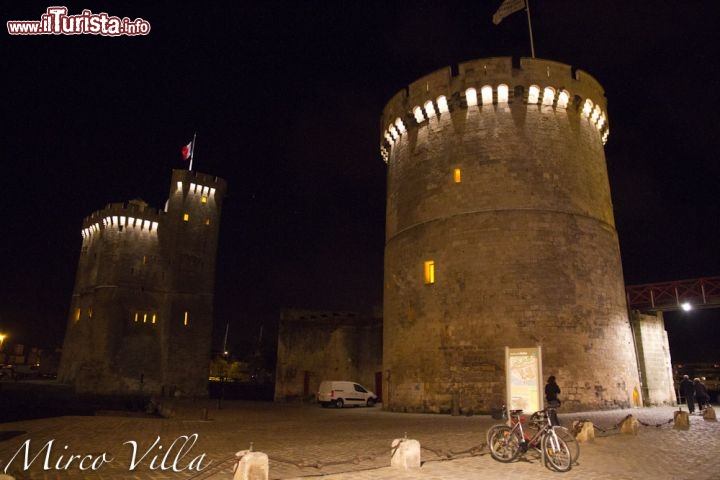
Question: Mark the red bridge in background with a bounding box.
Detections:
[625,277,720,311]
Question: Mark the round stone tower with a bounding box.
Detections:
[380,57,639,413]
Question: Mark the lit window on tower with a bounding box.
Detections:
[201,196,207,204]
[205,218,211,225]
[184,311,189,326]
[183,213,189,222]
[424,260,435,285]
[74,308,81,322]
[453,168,462,183]
[134,312,139,322]
[152,313,157,324]
[88,307,93,319]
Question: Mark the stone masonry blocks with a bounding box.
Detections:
[382,57,638,413]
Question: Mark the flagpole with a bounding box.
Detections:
[189,132,197,171]
[525,0,536,58]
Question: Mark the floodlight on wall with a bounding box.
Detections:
[527,85,540,104]
[556,89,569,109]
[465,88,478,107]
[424,100,436,118]
[436,95,449,113]
[542,87,555,106]
[481,85,493,105]
[497,84,509,104]
[413,106,425,123]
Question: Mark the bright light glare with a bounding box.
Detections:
[681,302,692,312]
[436,95,449,113]
[527,85,540,104]
[413,106,425,123]
[497,84,509,103]
[481,85,493,105]
[542,87,555,106]
[465,88,478,107]
[557,90,569,109]
[424,100,436,118]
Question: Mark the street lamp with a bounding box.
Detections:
[681,302,693,312]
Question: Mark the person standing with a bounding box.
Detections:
[545,375,561,425]
[694,378,710,412]
[679,375,695,414]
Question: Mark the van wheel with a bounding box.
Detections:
[335,399,344,408]
[367,398,376,407]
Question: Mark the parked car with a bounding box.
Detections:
[0,365,14,380]
[317,380,377,408]
[13,364,40,380]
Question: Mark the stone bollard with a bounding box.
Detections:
[619,415,639,435]
[391,438,421,470]
[573,420,595,443]
[233,449,269,480]
[673,410,690,430]
[703,406,717,421]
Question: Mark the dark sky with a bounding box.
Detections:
[1,1,719,363]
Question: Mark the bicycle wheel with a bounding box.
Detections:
[542,431,572,472]
[485,423,509,447]
[553,426,580,465]
[488,425,522,463]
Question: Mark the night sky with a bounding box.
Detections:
[2,1,719,363]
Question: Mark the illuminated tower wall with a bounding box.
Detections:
[58,169,227,396]
[381,57,639,413]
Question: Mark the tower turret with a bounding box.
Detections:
[58,169,227,396]
[381,57,637,412]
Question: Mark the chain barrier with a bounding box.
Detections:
[421,443,487,461]
[186,412,685,479]
[573,412,676,437]
[270,451,387,470]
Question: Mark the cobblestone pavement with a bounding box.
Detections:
[0,400,717,480]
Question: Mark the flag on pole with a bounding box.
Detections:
[181,140,193,161]
[493,0,526,25]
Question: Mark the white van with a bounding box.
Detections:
[317,380,378,408]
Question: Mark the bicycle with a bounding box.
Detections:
[487,406,575,472]
[486,406,579,466]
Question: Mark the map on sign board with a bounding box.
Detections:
[506,346,542,414]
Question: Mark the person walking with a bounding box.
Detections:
[694,378,710,412]
[679,375,695,413]
[545,375,561,425]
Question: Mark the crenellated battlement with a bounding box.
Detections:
[171,169,227,198]
[81,199,162,240]
[380,57,609,162]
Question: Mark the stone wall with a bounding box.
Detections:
[275,309,382,402]
[631,310,677,406]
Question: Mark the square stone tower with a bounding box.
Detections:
[57,169,227,396]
